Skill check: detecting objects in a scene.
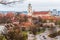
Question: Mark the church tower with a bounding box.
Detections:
[28,4,32,16]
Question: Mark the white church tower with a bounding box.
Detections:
[28,4,32,16]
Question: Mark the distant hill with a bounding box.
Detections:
[0,11,28,14]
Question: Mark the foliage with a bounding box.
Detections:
[22,31,28,40]
[0,16,12,24]
[56,20,60,25]
[4,25,28,40]
[58,31,60,35]
[48,31,60,38]
[48,33,57,38]
[0,35,7,40]
[42,20,46,23]
[37,28,45,34]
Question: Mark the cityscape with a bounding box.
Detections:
[0,0,60,40]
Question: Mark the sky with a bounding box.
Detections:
[0,0,60,11]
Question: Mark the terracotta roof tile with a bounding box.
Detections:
[41,16,57,20]
[6,12,15,18]
[20,22,32,27]
[19,14,26,17]
[33,11,49,15]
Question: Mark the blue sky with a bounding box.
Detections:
[0,0,60,11]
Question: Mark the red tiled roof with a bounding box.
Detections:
[20,22,32,27]
[0,13,3,17]
[56,17,60,20]
[41,16,57,20]
[6,12,15,18]
[19,14,26,17]
[33,11,49,15]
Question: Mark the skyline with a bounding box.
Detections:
[0,0,60,11]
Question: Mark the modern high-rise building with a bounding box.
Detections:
[58,11,60,16]
[52,9,58,16]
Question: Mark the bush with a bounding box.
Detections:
[0,35,7,40]
[56,20,60,25]
[48,33,57,38]
[57,31,60,35]
[37,28,45,34]
[22,31,28,40]
[48,31,60,38]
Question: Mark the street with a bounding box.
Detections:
[28,27,60,40]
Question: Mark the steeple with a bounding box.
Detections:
[28,3,32,16]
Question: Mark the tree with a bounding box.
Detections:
[1,16,12,23]
[30,24,38,40]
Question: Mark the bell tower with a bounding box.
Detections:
[28,4,32,16]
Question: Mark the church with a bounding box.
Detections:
[27,4,56,20]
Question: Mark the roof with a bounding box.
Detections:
[19,14,26,17]
[55,17,60,20]
[6,12,15,18]
[33,11,49,15]
[41,16,57,20]
[20,22,32,27]
[0,13,3,17]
